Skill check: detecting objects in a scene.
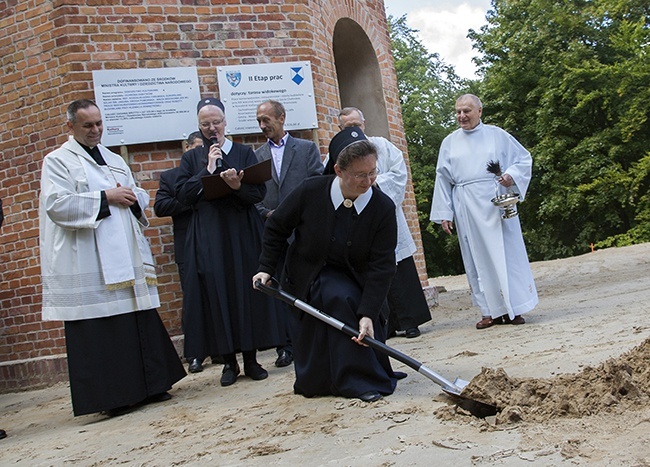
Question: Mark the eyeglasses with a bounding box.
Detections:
[199,119,225,129]
[347,168,381,180]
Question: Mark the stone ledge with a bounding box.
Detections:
[423,283,439,309]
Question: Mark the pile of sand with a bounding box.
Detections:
[3,243,649,465]
[442,337,650,424]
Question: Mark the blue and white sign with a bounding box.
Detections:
[290,67,304,85]
[217,61,318,135]
[226,71,242,88]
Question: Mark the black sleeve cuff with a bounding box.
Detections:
[96,191,111,220]
[129,201,143,219]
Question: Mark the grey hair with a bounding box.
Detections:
[338,106,365,122]
[456,94,483,109]
[260,100,286,118]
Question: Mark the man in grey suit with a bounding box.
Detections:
[255,99,323,367]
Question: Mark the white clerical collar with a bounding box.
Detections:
[330,178,372,213]
[462,121,484,134]
[220,137,233,154]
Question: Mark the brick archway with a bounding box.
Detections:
[0,0,434,392]
[332,18,390,139]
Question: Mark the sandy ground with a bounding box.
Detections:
[2,243,650,466]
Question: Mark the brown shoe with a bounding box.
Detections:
[510,315,525,325]
[476,317,494,329]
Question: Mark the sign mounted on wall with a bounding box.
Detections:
[217,61,318,135]
[92,67,201,147]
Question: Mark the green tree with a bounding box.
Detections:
[389,16,470,276]
[470,0,650,259]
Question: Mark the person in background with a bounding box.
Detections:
[176,98,283,387]
[255,100,323,368]
[328,107,431,339]
[254,128,402,403]
[430,94,538,329]
[183,131,203,152]
[154,133,200,372]
[39,99,186,417]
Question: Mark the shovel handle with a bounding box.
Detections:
[254,279,462,393]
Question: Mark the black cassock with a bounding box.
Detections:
[65,309,187,416]
[176,138,283,360]
[386,255,432,335]
[292,206,397,398]
[259,176,399,399]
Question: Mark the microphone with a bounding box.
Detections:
[211,138,223,169]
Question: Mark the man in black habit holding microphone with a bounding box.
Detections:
[175,98,283,387]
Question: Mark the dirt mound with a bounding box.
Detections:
[447,337,650,424]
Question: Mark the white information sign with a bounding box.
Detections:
[92,67,201,146]
[217,61,318,135]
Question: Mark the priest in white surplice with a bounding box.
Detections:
[333,107,431,339]
[430,94,538,330]
[39,99,185,416]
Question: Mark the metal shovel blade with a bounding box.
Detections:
[443,378,498,417]
[255,280,498,418]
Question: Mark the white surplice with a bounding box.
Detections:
[40,136,160,321]
[369,136,417,263]
[430,122,538,319]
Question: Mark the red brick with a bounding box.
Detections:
[1,0,422,393]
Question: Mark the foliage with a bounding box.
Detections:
[388,16,470,276]
[469,0,650,259]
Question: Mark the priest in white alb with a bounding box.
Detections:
[430,94,538,330]
[39,99,186,416]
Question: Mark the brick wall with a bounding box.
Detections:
[0,0,431,393]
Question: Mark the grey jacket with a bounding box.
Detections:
[255,134,323,218]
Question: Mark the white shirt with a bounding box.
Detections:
[268,133,288,177]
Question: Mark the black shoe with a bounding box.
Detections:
[510,315,525,325]
[188,358,203,373]
[104,406,132,417]
[145,392,172,404]
[496,315,526,325]
[0,429,6,440]
[244,361,268,380]
[358,391,382,402]
[220,363,240,387]
[275,349,293,368]
[394,371,408,380]
[405,327,421,338]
